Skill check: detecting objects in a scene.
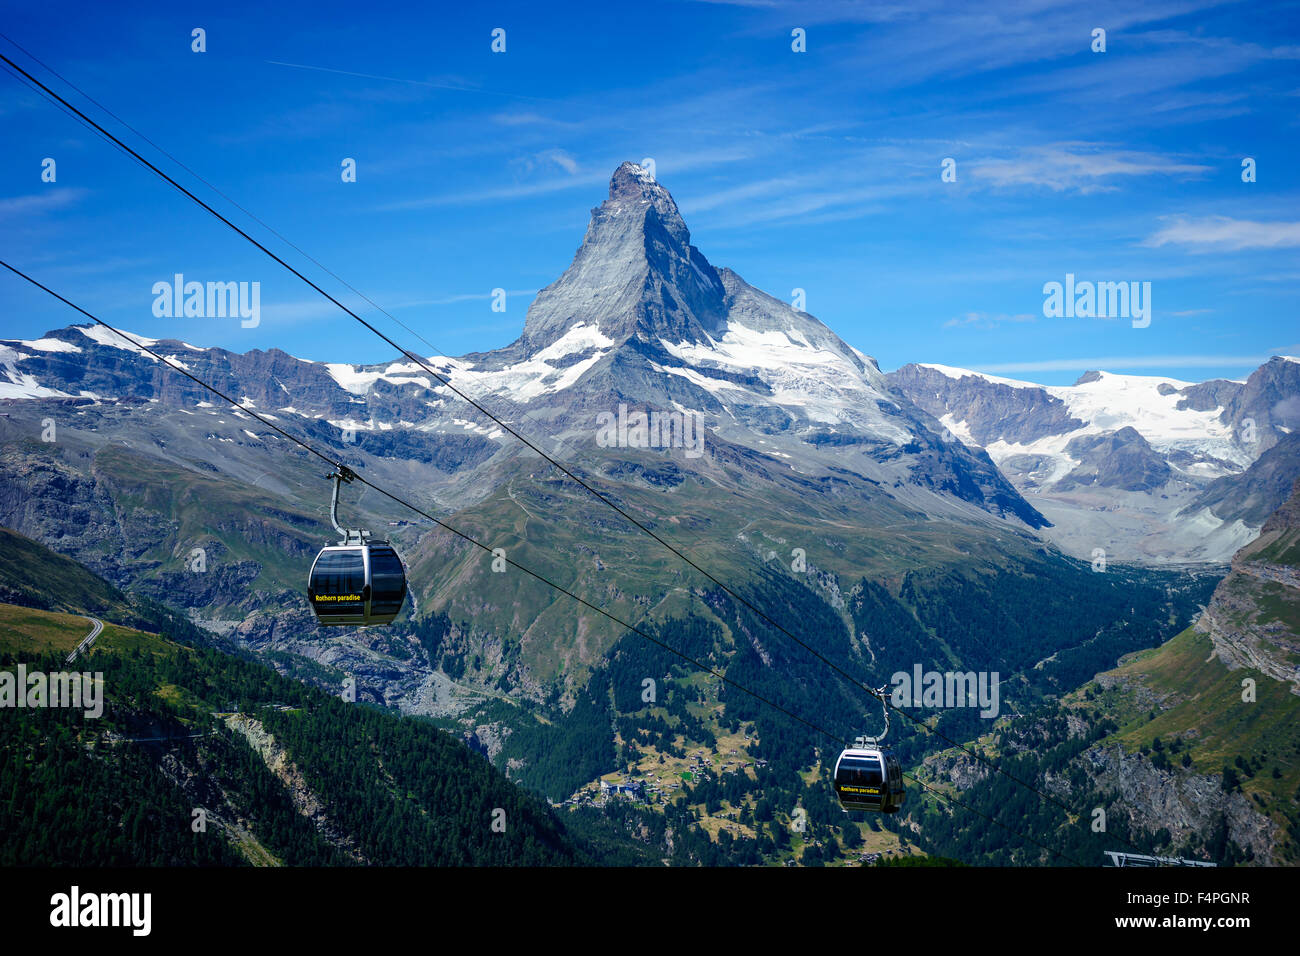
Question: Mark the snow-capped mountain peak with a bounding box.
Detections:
[888,359,1300,562]
[2,164,1057,530]
[506,161,728,356]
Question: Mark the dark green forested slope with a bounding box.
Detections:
[0,603,648,866]
[0,524,136,621]
[462,554,1214,867]
[899,625,1300,867]
[0,521,1226,868]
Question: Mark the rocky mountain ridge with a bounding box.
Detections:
[888,360,1300,563]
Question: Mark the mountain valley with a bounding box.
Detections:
[2,163,1297,867]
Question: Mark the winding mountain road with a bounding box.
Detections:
[65,617,103,666]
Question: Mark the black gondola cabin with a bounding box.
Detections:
[833,746,905,813]
[307,542,407,626]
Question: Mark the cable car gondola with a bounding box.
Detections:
[833,687,906,813]
[307,466,408,626]
[833,745,905,813]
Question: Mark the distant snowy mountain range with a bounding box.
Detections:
[3,162,1298,565]
[889,360,1300,563]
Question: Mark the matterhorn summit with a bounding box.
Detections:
[0,162,1049,529]
[509,162,728,356]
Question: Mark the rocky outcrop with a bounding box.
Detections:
[887,361,1300,564]
[225,714,367,863]
[1083,745,1278,863]
[1057,427,1172,492]
[1182,432,1300,527]
[152,747,283,867]
[890,363,1083,446]
[1219,356,1300,456]
[509,161,727,356]
[921,750,991,790]
[0,451,131,585]
[1196,476,1300,694]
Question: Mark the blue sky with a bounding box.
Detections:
[1,0,1297,385]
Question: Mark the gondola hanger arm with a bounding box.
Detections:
[325,465,368,545]
[855,684,891,747]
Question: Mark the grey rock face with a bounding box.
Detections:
[1182,432,1300,526]
[1177,378,1242,413]
[1057,427,1172,492]
[498,161,727,361]
[887,358,1300,563]
[0,450,132,585]
[890,363,1083,445]
[1196,474,1300,694]
[1221,356,1300,455]
[1082,745,1277,863]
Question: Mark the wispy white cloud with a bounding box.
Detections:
[1004,33,1295,108]
[682,175,810,213]
[977,354,1275,373]
[698,186,894,228]
[687,0,780,7]
[491,112,579,128]
[263,60,562,104]
[377,171,609,210]
[379,146,754,211]
[0,188,90,219]
[394,289,539,307]
[969,145,1210,193]
[529,149,580,175]
[1144,216,1300,251]
[684,146,932,227]
[260,300,357,324]
[801,0,1237,90]
[681,139,1213,230]
[944,311,1037,329]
